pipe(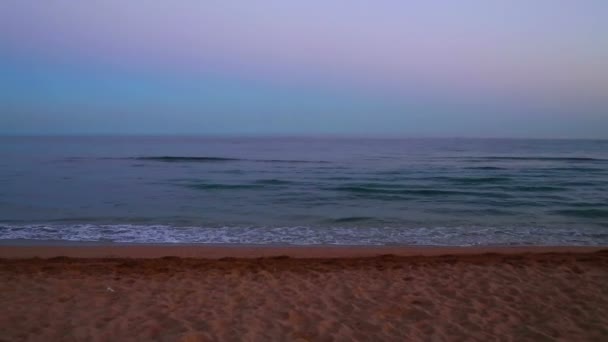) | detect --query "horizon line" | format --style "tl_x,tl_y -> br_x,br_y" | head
1,133 -> 607,141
